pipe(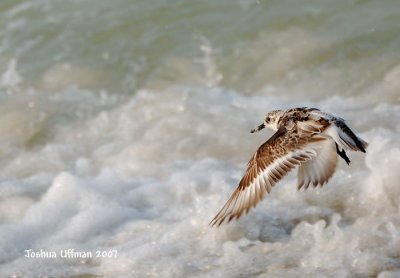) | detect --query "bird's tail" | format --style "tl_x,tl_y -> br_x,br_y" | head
326,120 -> 368,153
